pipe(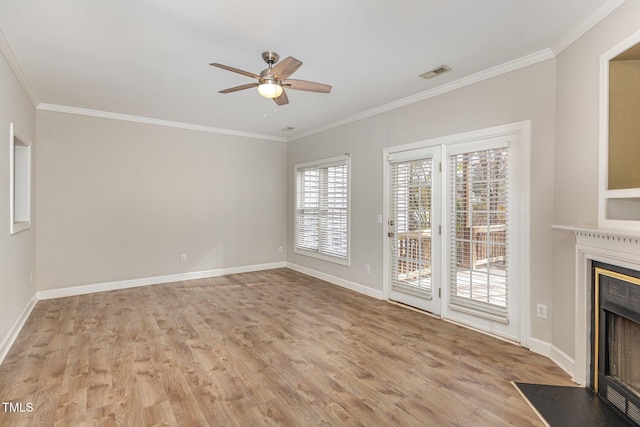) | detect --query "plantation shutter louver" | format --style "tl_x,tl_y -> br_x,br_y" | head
389,157 -> 434,297
295,155 -> 350,263
449,146 -> 510,322
296,168 -> 320,252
